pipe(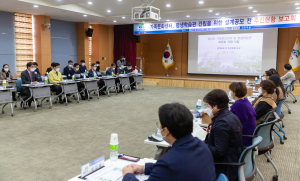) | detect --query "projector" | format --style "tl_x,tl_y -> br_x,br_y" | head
132,6 -> 160,22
